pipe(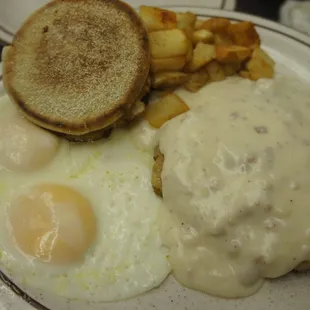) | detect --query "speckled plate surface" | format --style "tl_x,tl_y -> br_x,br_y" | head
1,4 -> 310,310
